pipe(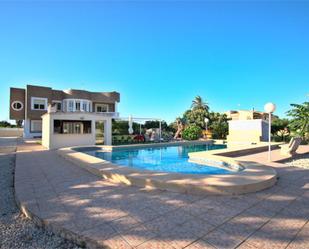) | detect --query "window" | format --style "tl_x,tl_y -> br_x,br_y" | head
54,120 -> 92,134
68,100 -> 74,112
31,97 -> 47,110
11,101 -> 23,111
52,101 -> 62,111
63,122 -> 81,134
95,104 -> 109,113
82,101 -> 89,112
75,101 -> 81,111
30,120 -> 42,132
53,120 -> 62,133
56,102 -> 62,111
63,99 -> 91,112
